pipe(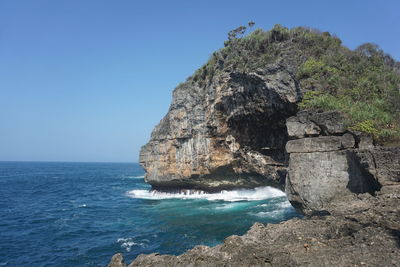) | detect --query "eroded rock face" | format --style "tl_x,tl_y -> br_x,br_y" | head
286,110 -> 346,139
285,134 -> 355,153
113,112 -> 400,265
355,147 -> 400,193
140,65 -> 301,190
113,93 -> 400,267
284,111 -> 399,215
